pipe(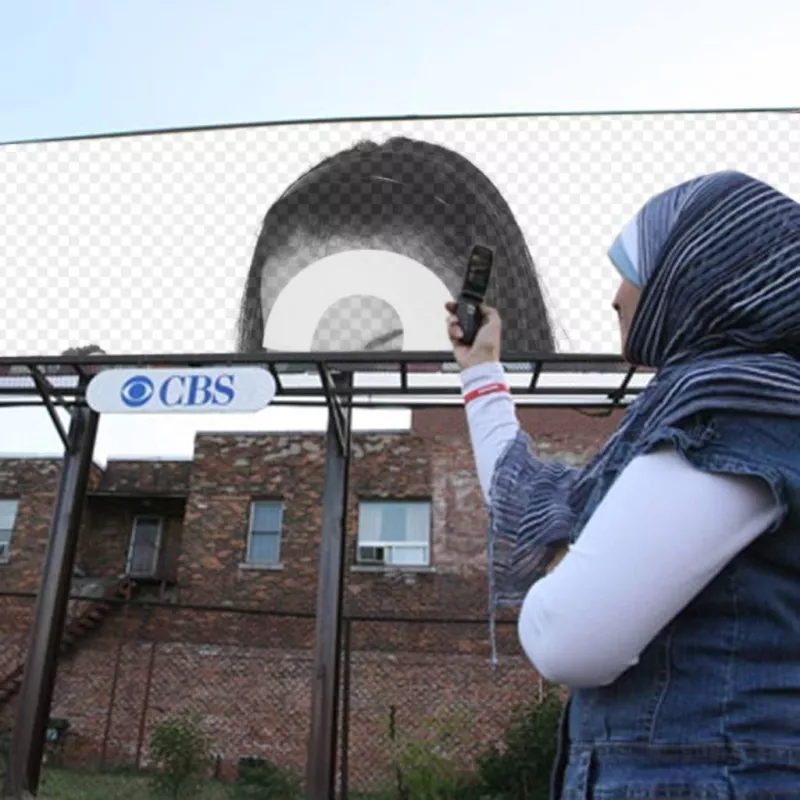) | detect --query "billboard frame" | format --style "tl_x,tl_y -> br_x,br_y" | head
2,105 -> 798,148
0,350 -> 640,800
